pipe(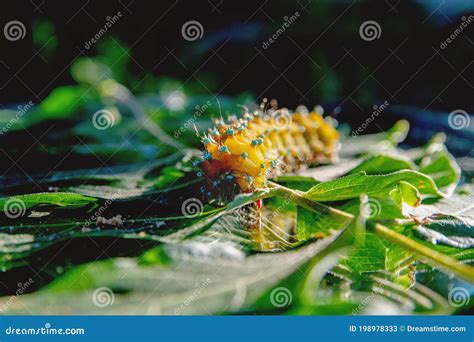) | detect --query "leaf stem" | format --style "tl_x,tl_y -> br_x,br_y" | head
269,182 -> 353,224
370,222 -> 474,283
270,181 -> 474,284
